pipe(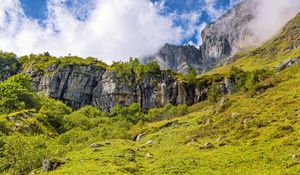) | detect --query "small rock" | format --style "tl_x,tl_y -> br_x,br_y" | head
216,136 -> 227,142
292,154 -> 299,159
145,153 -> 153,158
90,143 -> 102,148
134,132 -> 144,142
146,140 -> 153,145
43,160 -> 51,172
43,159 -> 63,172
201,142 -> 214,149
241,116 -> 250,124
